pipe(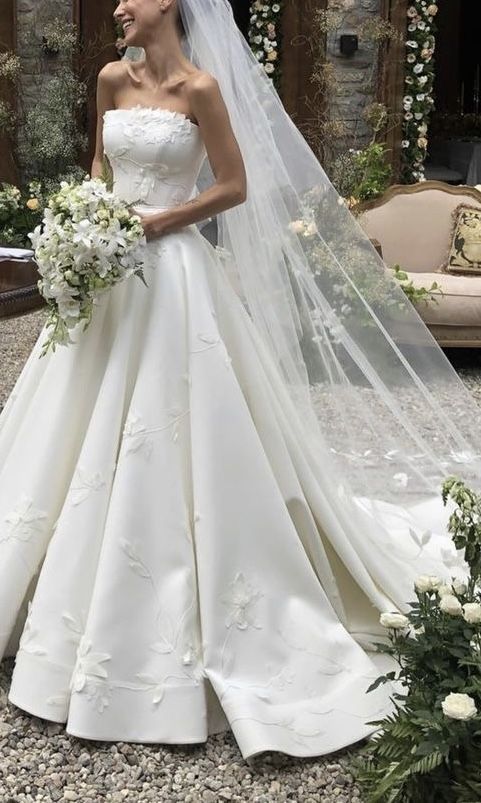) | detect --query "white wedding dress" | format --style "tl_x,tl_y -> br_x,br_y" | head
0,105 -> 462,759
